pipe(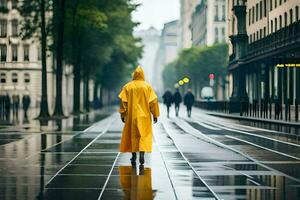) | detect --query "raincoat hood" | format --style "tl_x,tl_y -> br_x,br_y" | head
132,66 -> 145,81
